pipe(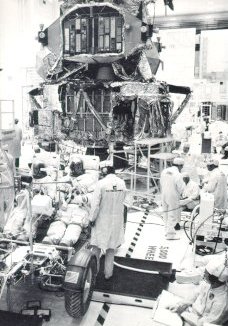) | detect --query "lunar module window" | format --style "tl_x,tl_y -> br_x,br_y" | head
63,6 -> 123,55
